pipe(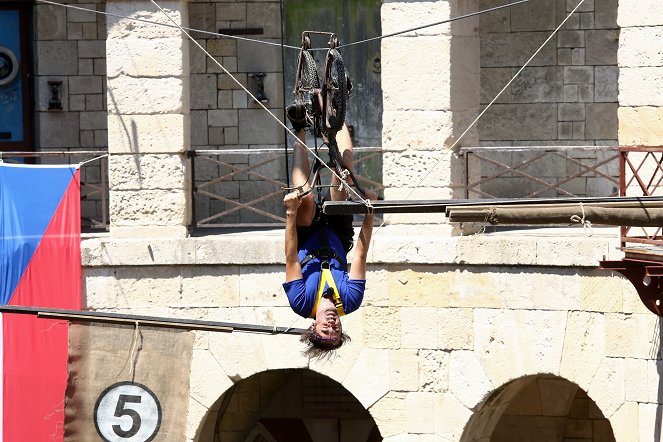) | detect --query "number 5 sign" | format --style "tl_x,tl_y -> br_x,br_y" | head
94,382 -> 162,442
